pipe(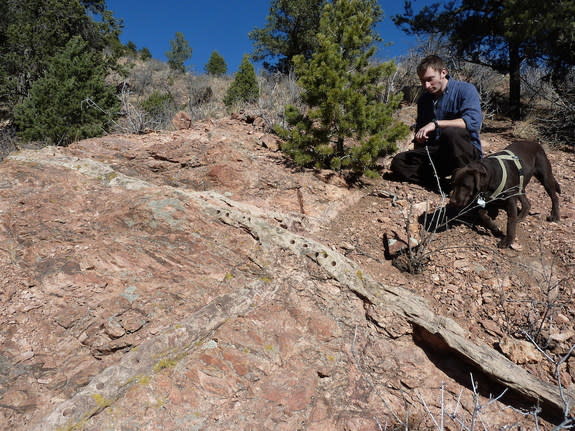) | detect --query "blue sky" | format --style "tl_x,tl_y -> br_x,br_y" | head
106,0 -> 432,74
